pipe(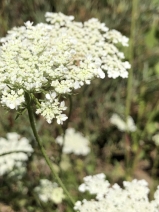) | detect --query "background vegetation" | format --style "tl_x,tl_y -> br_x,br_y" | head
0,0 -> 159,211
